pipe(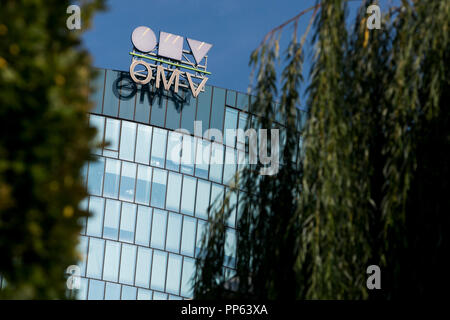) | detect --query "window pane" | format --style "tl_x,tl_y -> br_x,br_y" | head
236,92 -> 249,111
135,124 -> 152,165
150,250 -> 167,292
135,165 -> 152,205
119,244 -> 137,285
180,135 -> 195,175
166,254 -> 182,295
226,190 -> 237,228
195,139 -> 210,179
180,216 -> 196,257
87,157 -> 105,196
119,202 -> 137,243
166,212 -> 182,253
90,115 -> 104,155
195,180 -> 210,220
209,143 -> 223,183
166,172 -> 182,212
210,184 -> 224,220
103,241 -> 120,282
119,121 -> 137,161
87,196 -> 104,237
181,257 -> 195,298
196,220 -> 207,257
137,289 -> 153,300
104,118 -> 120,151
196,85 -> 211,131
224,107 -> 238,147
105,282 -> 121,300
153,292 -> 168,300
225,228 -> 237,268
88,279 -> 104,300
150,168 -> 167,209
166,131 -> 182,171
119,162 -> 136,202
77,277 -> 88,300
223,147 -> 237,185
86,238 -> 104,279
135,206 -> 152,246
226,90 -> 236,107
169,295 -> 183,300
165,98 -> 181,130
103,158 -> 120,198
135,247 -> 152,288
121,285 -> 137,300
180,89 -> 197,133
150,128 -> 167,168
103,199 -> 121,240
210,87 -> 225,130
150,209 -> 167,250
77,236 -> 88,277
180,176 -> 196,216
